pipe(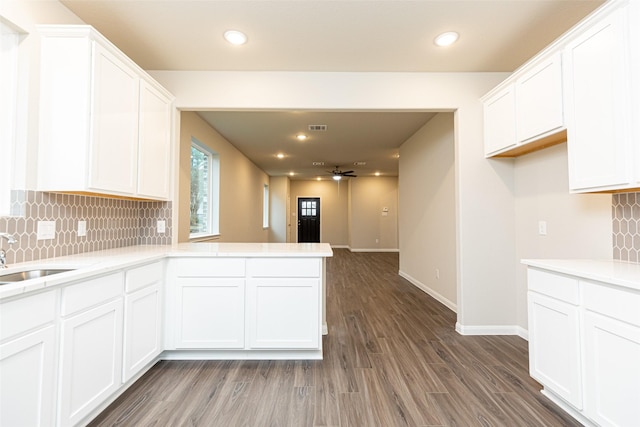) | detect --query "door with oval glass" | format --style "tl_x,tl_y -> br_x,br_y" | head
297,198 -> 320,243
